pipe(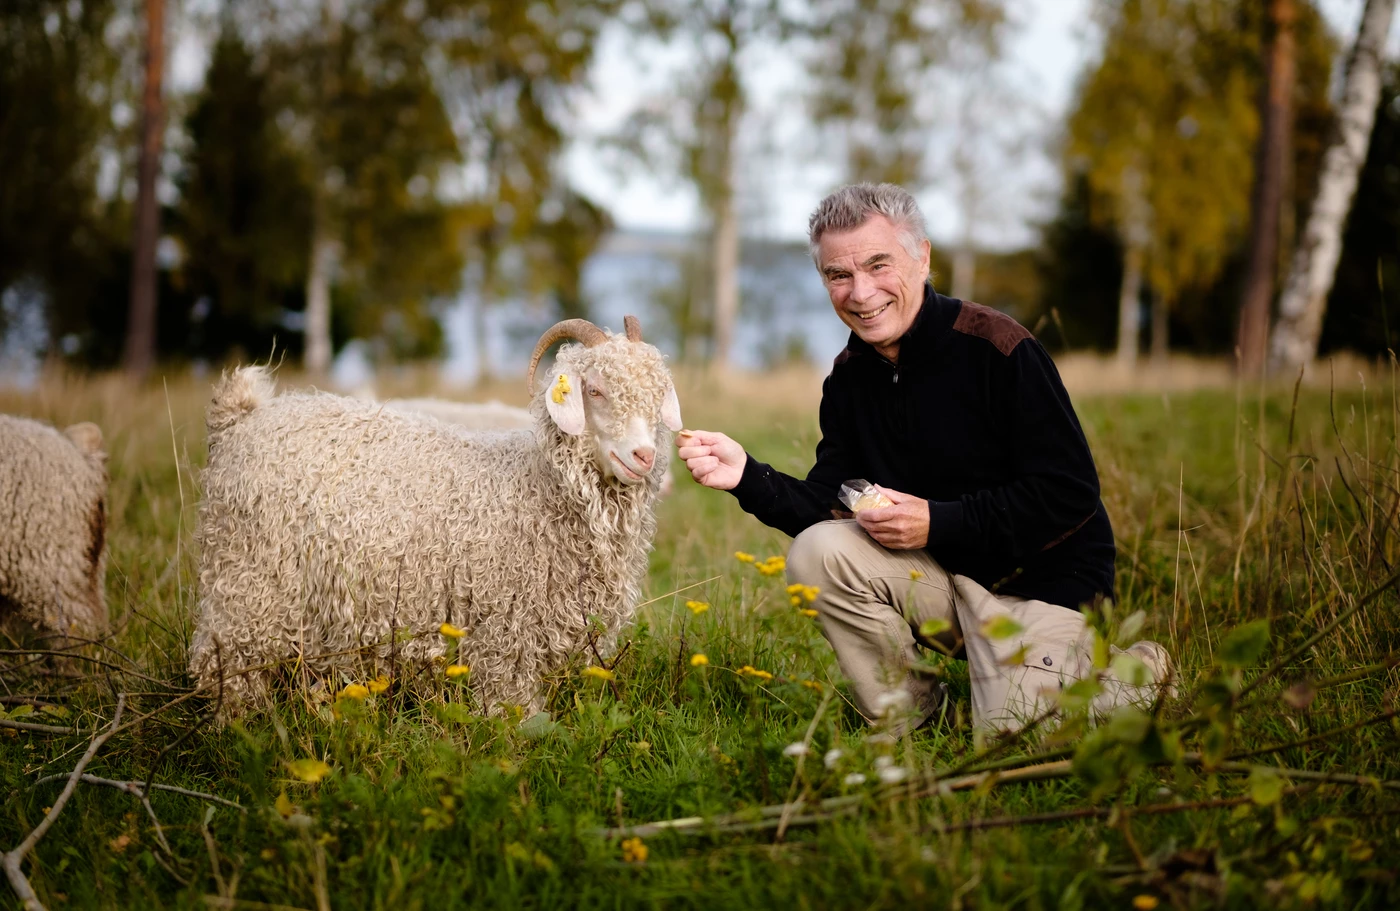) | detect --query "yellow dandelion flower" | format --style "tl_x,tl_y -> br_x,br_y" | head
734,551 -> 755,563
340,683 -> 370,700
684,600 -> 710,615
1131,897 -> 1160,911
785,583 -> 804,595
737,665 -> 774,682
445,664 -> 471,678
690,653 -> 709,667
800,679 -> 823,692
909,570 -> 924,581
551,373 -> 572,404
803,585 -> 820,601
621,836 -> 648,863
367,675 -> 391,694
790,595 -> 803,607
581,666 -> 615,681
439,622 -> 466,639
799,608 -> 819,618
